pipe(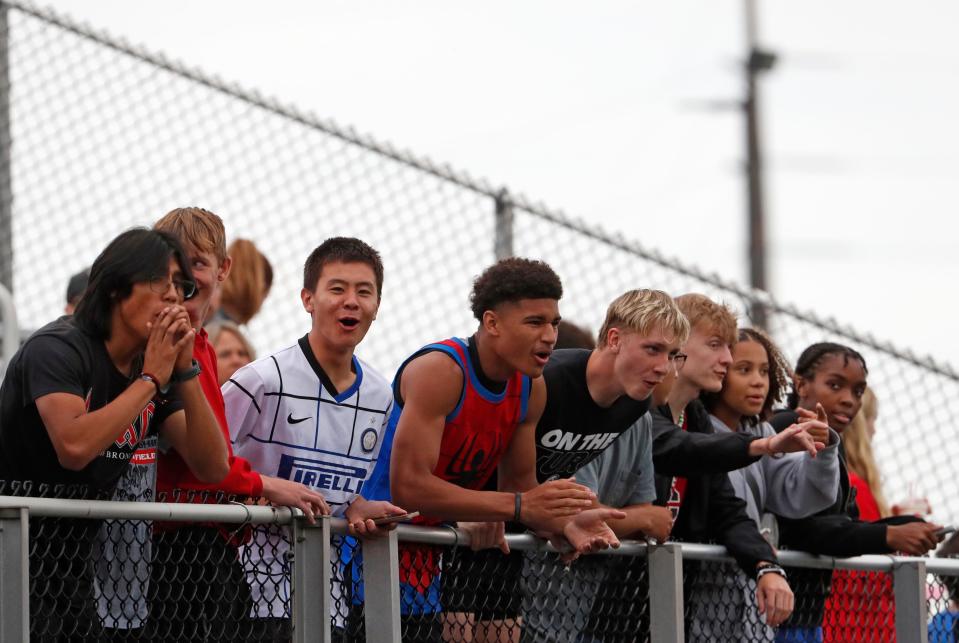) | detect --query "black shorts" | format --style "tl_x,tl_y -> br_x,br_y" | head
441,543 -> 524,620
